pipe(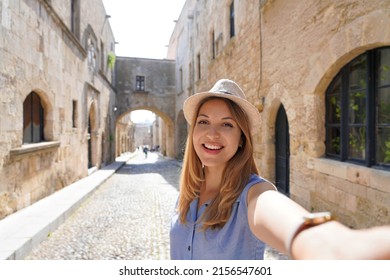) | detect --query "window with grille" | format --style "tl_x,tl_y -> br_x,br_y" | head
136,76 -> 145,91
325,47 -> 390,170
